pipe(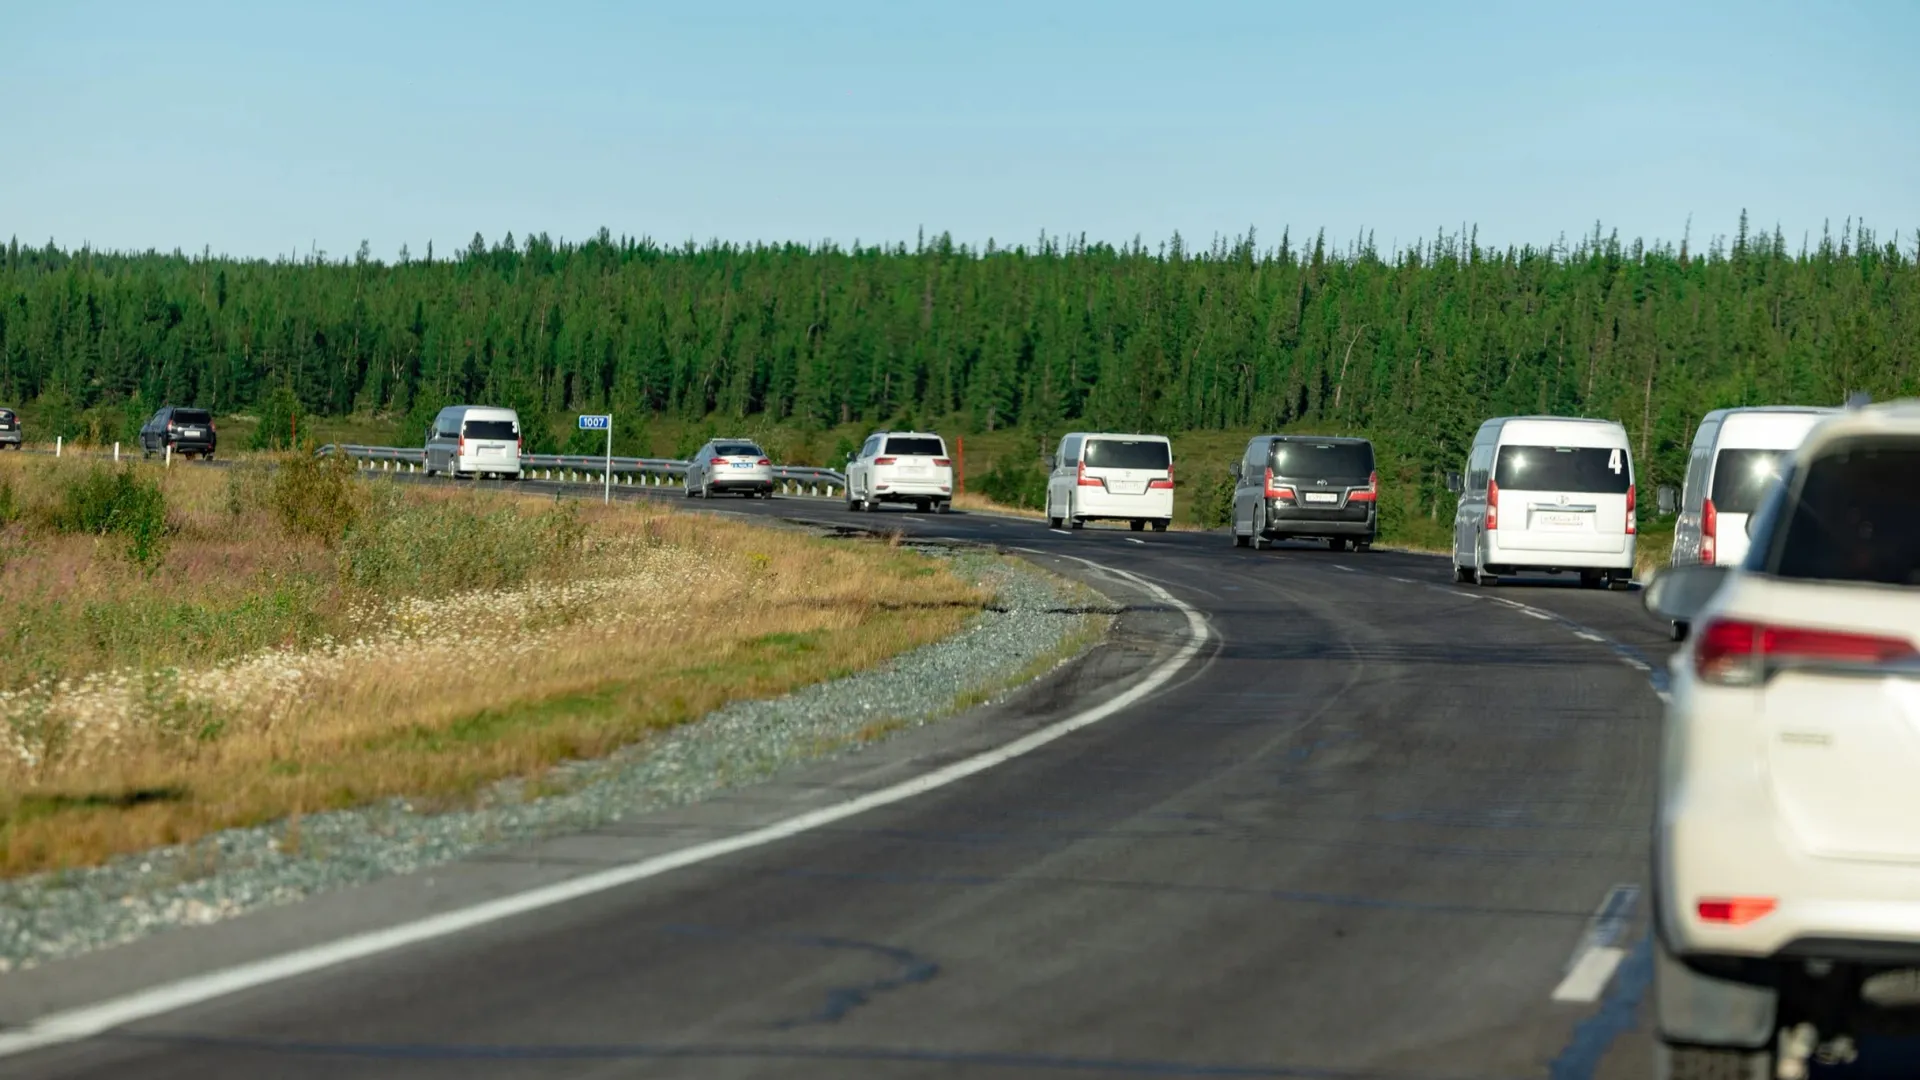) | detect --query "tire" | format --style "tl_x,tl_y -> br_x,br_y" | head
1328,538 -> 1349,552
1152,519 -> 1168,532
1653,1042 -> 1773,1080
1474,558 -> 1498,586
1453,562 -> 1472,583
1609,574 -> 1633,592
915,500 -> 932,513
1355,541 -> 1371,552
1251,507 -> 1271,551
934,500 -> 950,514
1670,620 -> 1689,643
1069,517 -> 1084,530
1580,570 -> 1604,590
1233,525 -> 1249,548
1129,519 -> 1146,532
1046,496 -> 1061,529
